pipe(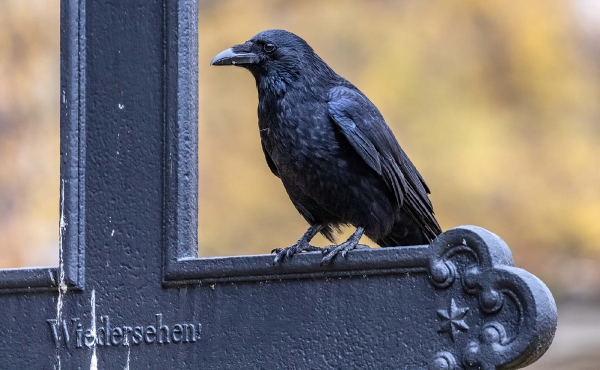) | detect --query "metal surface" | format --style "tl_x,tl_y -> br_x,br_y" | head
0,1 -> 556,369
